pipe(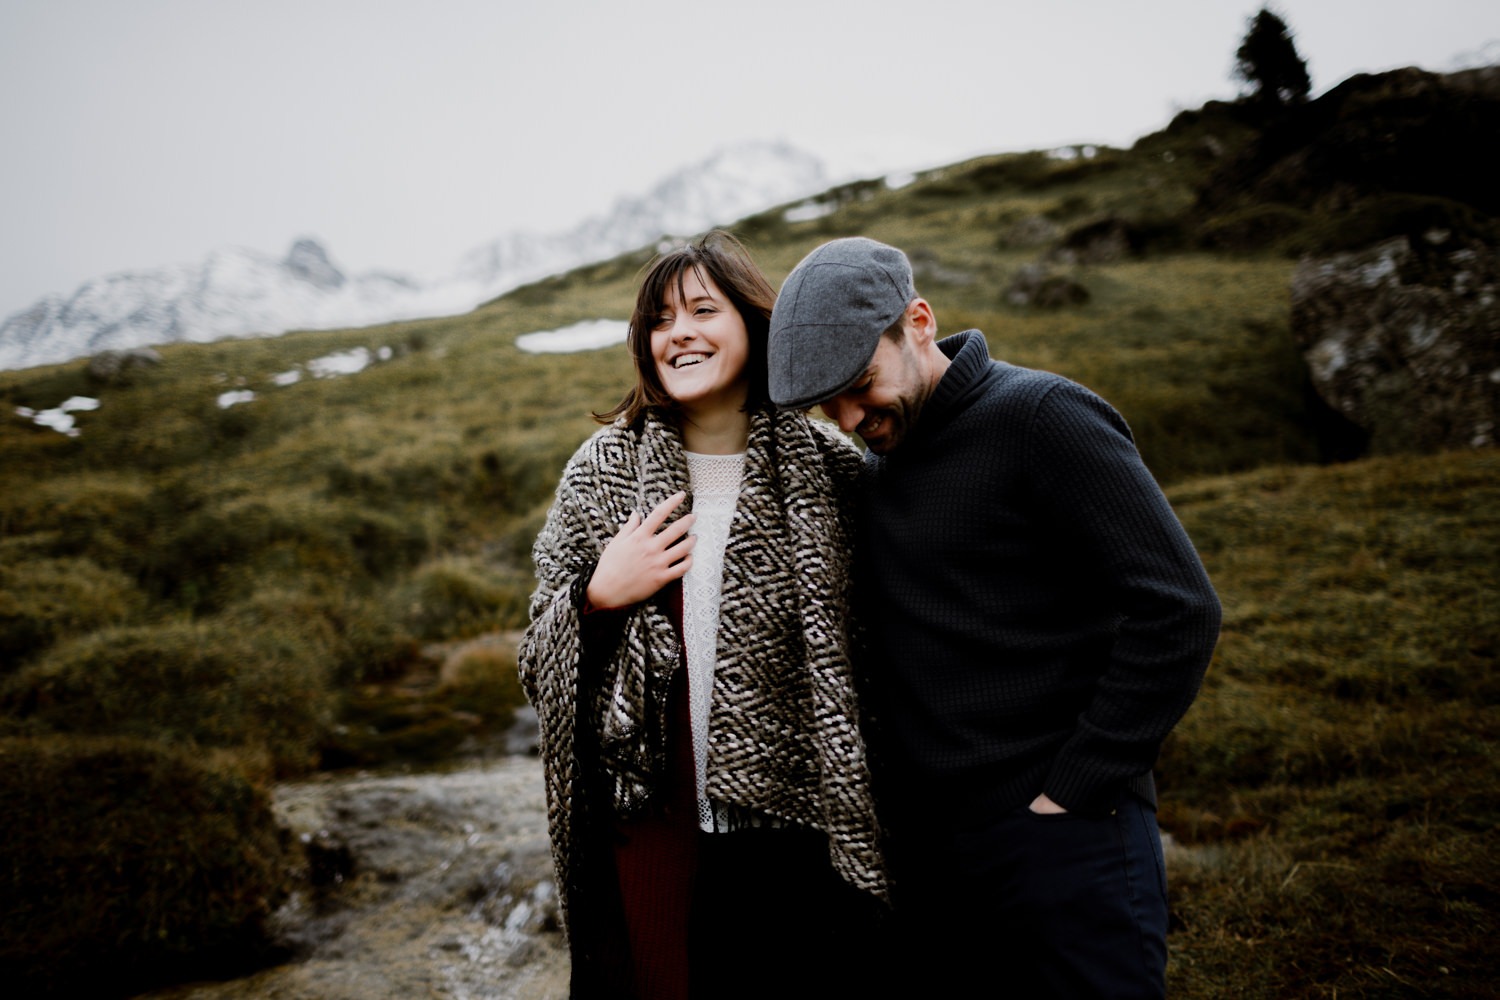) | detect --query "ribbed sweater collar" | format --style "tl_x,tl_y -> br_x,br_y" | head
914,329 -> 995,438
